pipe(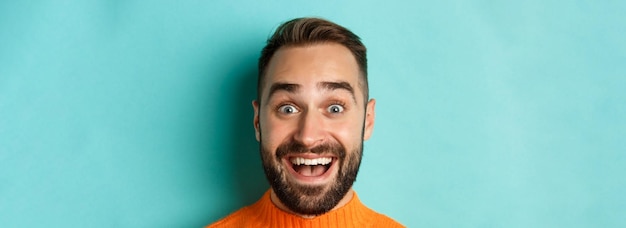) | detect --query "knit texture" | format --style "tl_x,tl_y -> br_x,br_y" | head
207,190 -> 404,228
